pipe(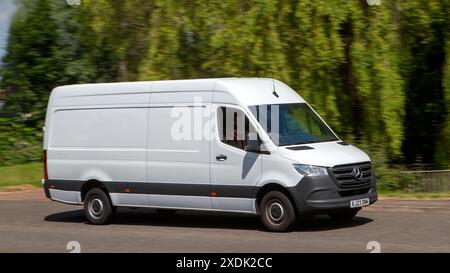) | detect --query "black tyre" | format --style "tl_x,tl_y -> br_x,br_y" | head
260,191 -> 296,232
328,209 -> 359,221
155,209 -> 177,215
83,188 -> 114,225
